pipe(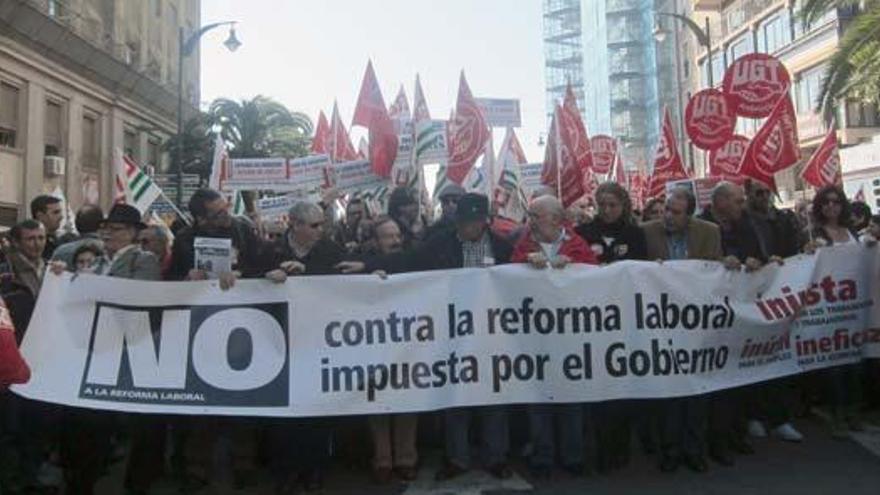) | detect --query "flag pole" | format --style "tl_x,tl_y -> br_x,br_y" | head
554,110 -> 562,199
158,189 -> 192,226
